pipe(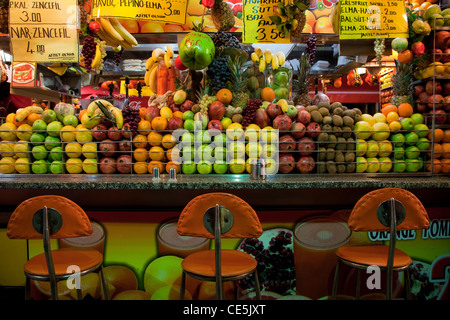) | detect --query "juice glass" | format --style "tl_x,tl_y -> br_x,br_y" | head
293,216 -> 351,299
157,220 -> 210,258
58,221 -> 105,254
